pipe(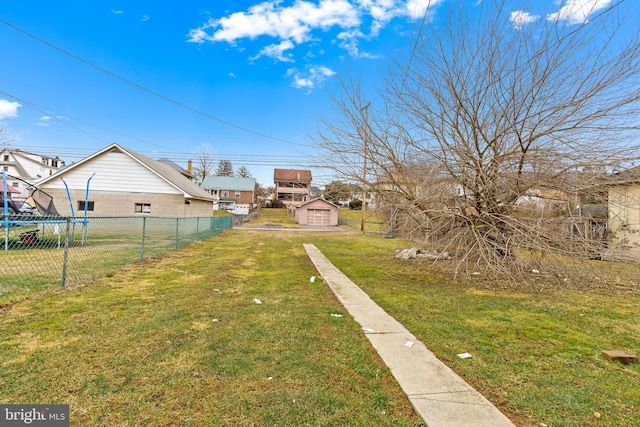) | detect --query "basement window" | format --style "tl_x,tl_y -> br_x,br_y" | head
135,203 -> 151,214
78,201 -> 95,211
